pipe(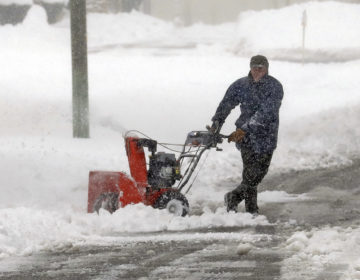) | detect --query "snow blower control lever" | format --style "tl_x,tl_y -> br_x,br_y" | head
87,130 -> 227,216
